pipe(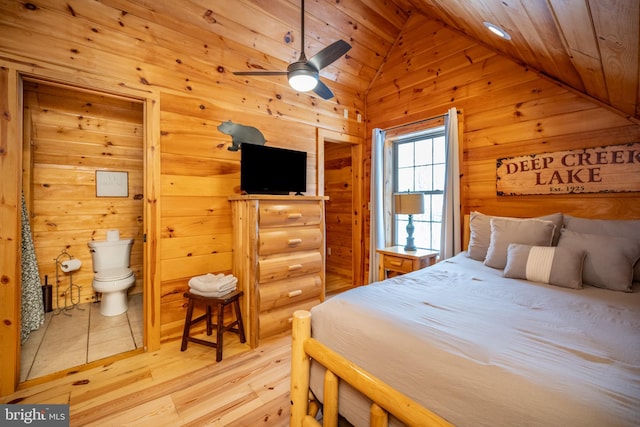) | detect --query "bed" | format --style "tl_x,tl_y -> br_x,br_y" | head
290,213 -> 640,426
